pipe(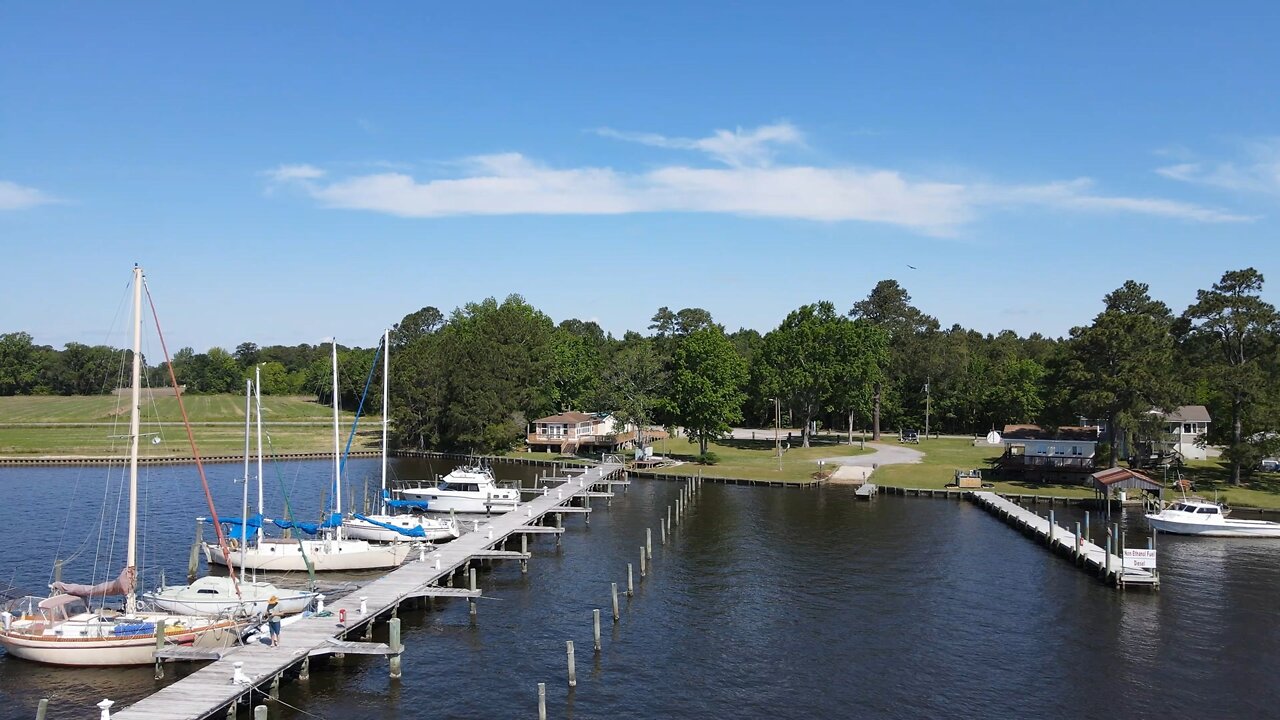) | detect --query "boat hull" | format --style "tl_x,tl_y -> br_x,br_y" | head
398,491 -> 519,514
142,589 -> 314,616
341,516 -> 459,543
204,539 -> 413,572
0,618 -> 242,666
1146,515 -> 1280,537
